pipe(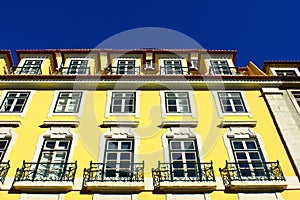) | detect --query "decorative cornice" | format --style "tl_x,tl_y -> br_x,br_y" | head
220,121 -> 257,128
101,121 -> 139,128
0,120 -> 21,127
161,121 -> 198,128
41,121 -> 80,128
